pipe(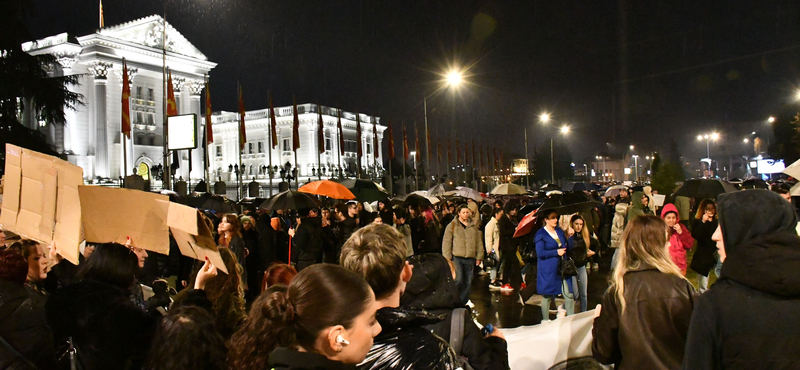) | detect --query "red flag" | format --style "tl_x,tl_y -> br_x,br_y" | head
414,124 -> 419,162
204,77 -> 213,144
386,119 -> 395,159
318,103 -> 325,154
356,111 -> 362,157
99,0 -> 104,28
402,123 -> 409,161
121,58 -> 131,138
292,96 -> 300,152
373,119 -> 379,159
268,91 -> 277,148
167,69 -> 178,117
337,108 -> 344,155
238,83 -> 246,151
